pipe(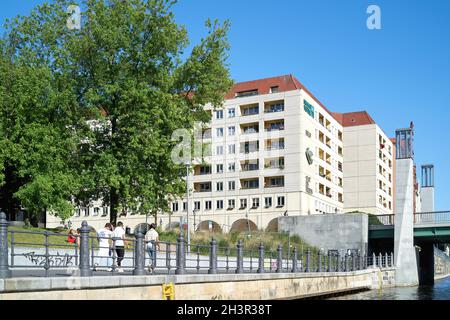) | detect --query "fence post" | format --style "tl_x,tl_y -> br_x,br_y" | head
257,243 -> 265,273
236,240 -> 244,274
208,238 -> 218,274
276,244 -> 283,273
175,234 -> 186,275
291,247 -> 298,273
385,253 -> 388,268
0,212 -> 11,279
327,251 -> 332,272
317,251 -> 322,272
390,252 -> 394,267
379,253 -> 383,268
352,253 -> 356,271
79,220 -> 92,277
132,231 -> 146,276
372,253 -> 376,267
305,248 -> 311,272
